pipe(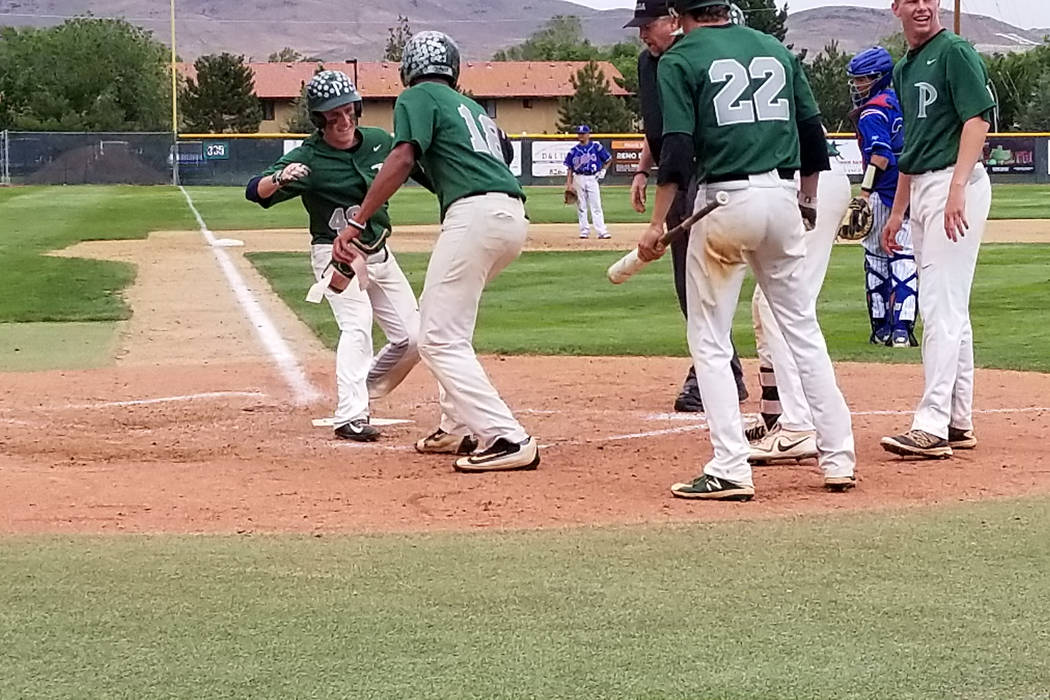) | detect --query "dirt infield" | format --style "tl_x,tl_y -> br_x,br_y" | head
3,224 -> 1047,535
